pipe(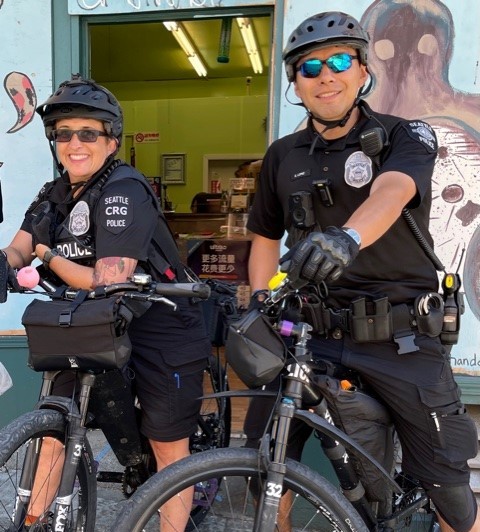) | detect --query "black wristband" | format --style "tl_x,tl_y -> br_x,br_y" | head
43,248 -> 62,270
